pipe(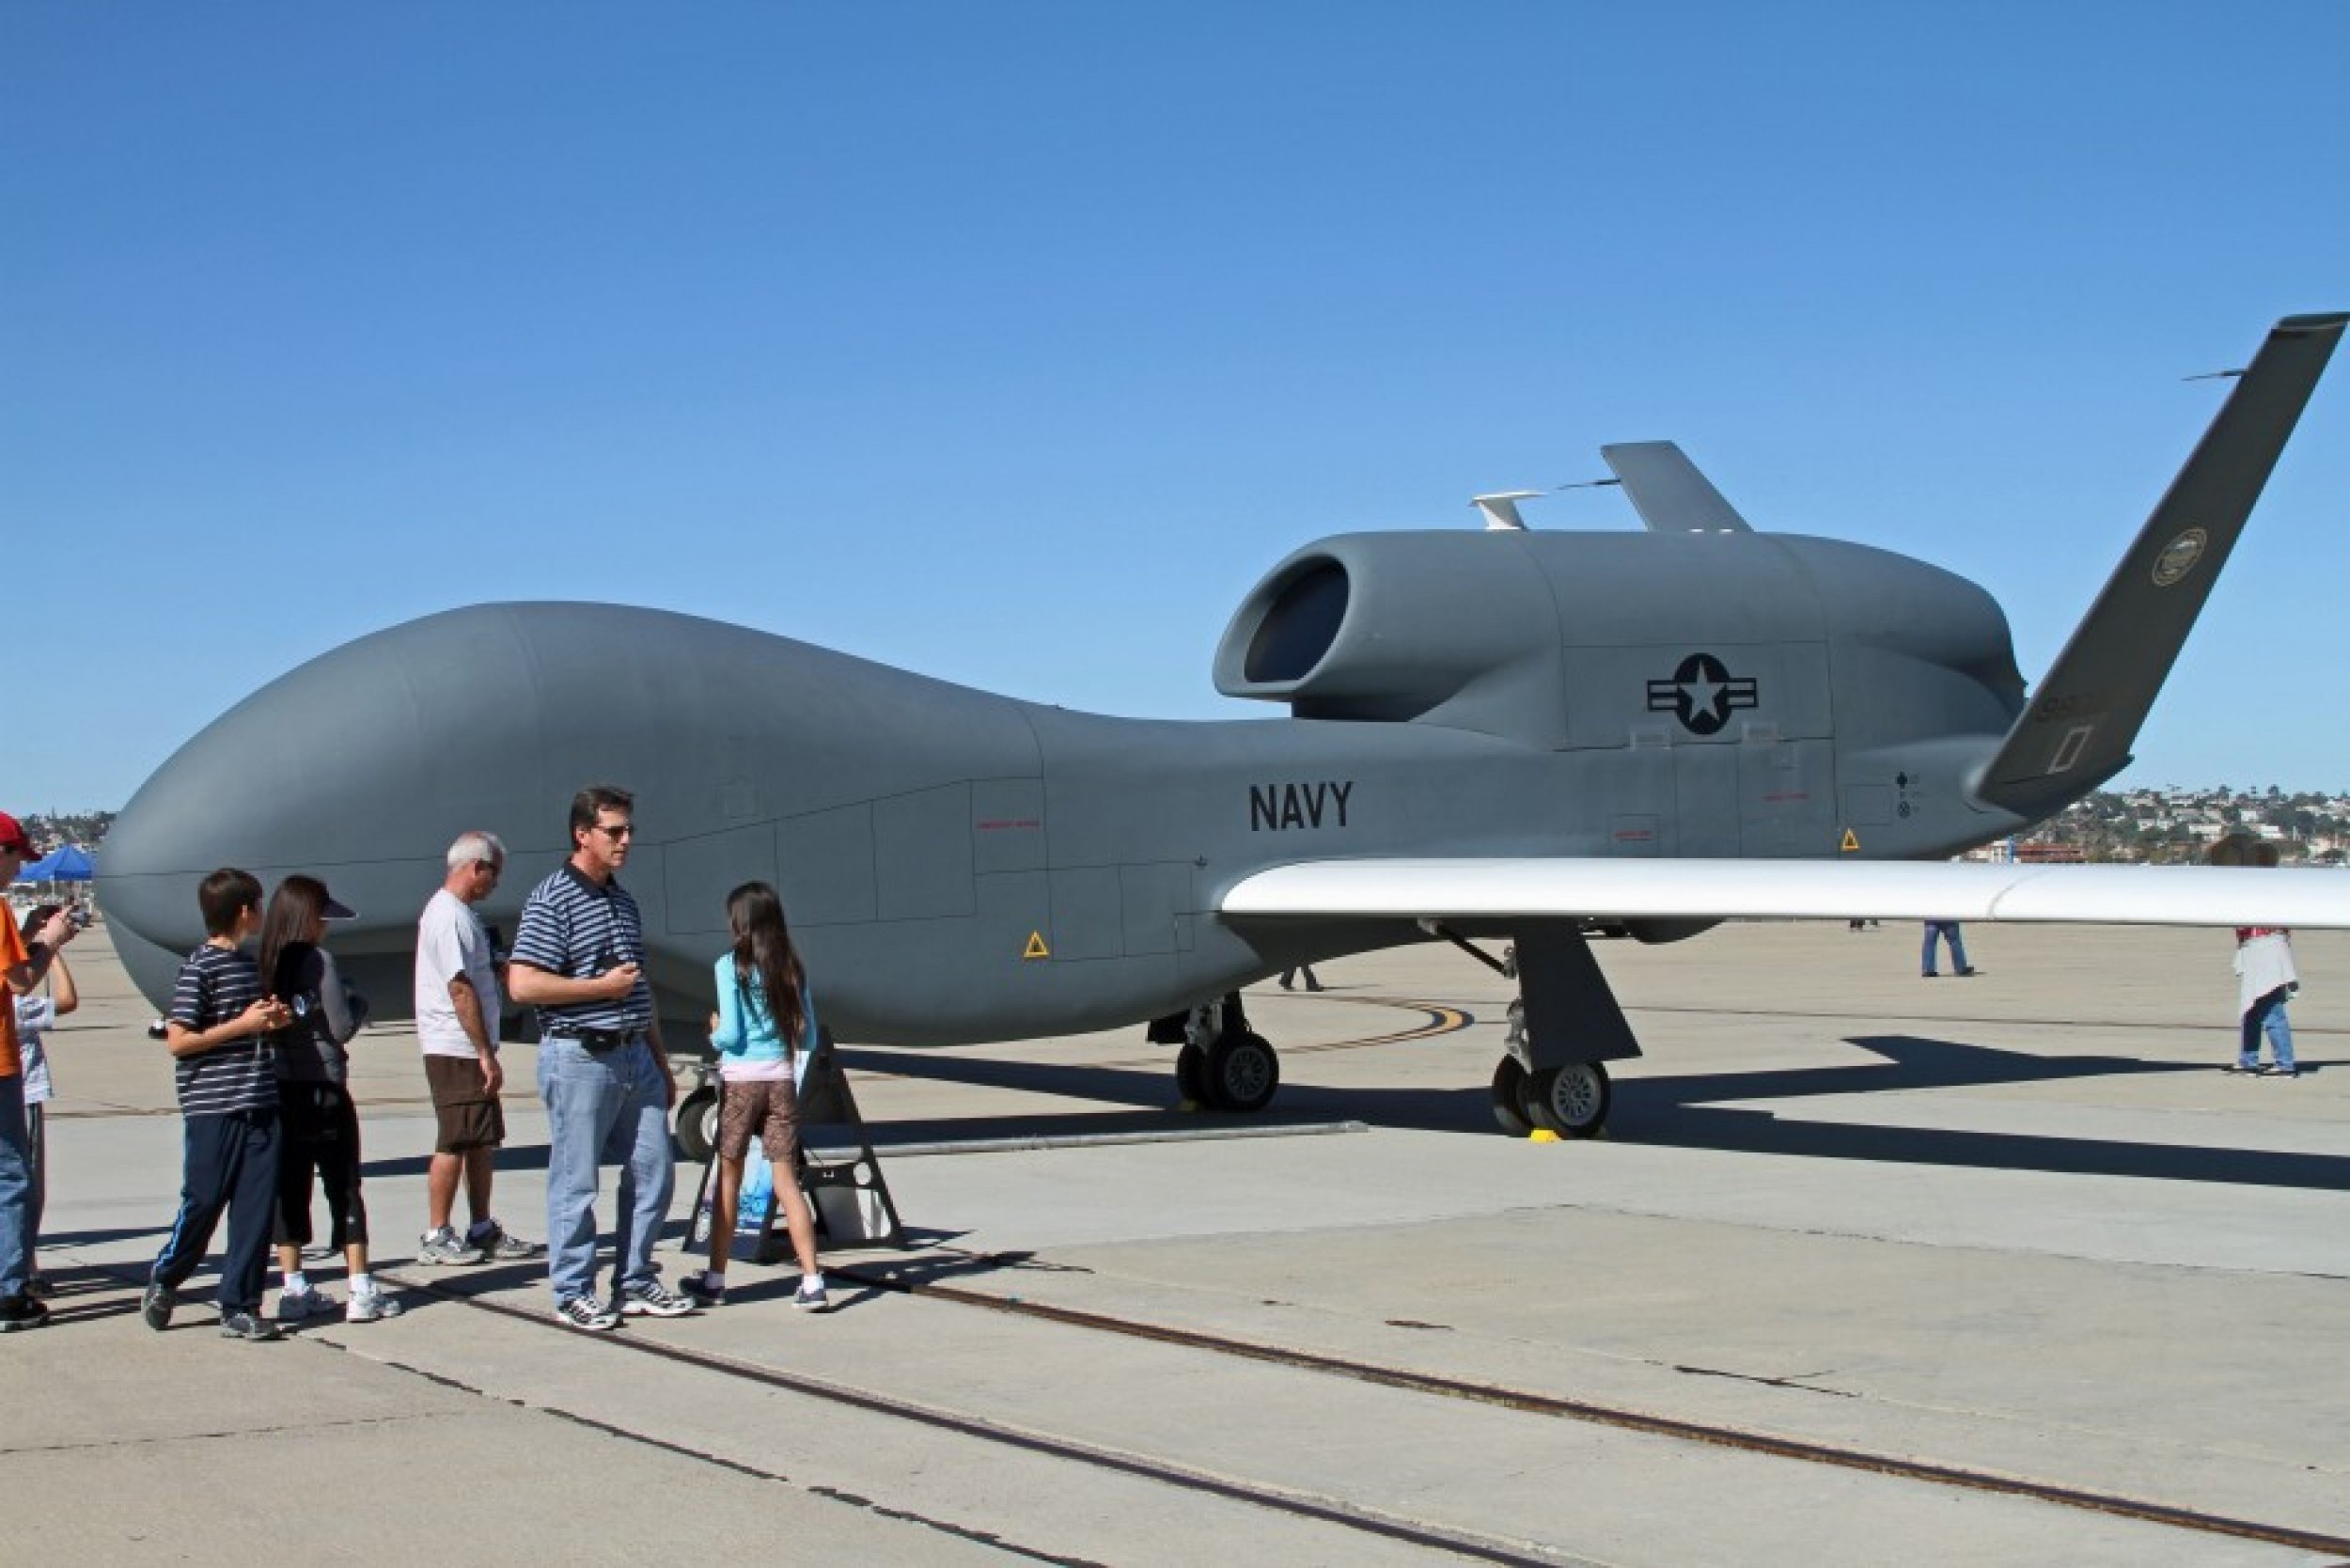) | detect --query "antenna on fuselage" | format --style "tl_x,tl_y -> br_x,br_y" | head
1472,491 -> 1548,530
